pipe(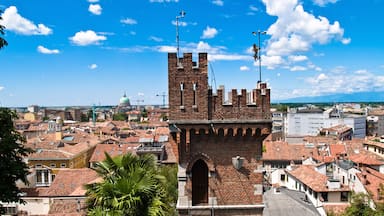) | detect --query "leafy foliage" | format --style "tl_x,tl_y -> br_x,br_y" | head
0,108 -> 33,203
86,153 -> 176,216
112,113 -> 127,121
341,192 -> 382,216
0,11 -> 8,50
